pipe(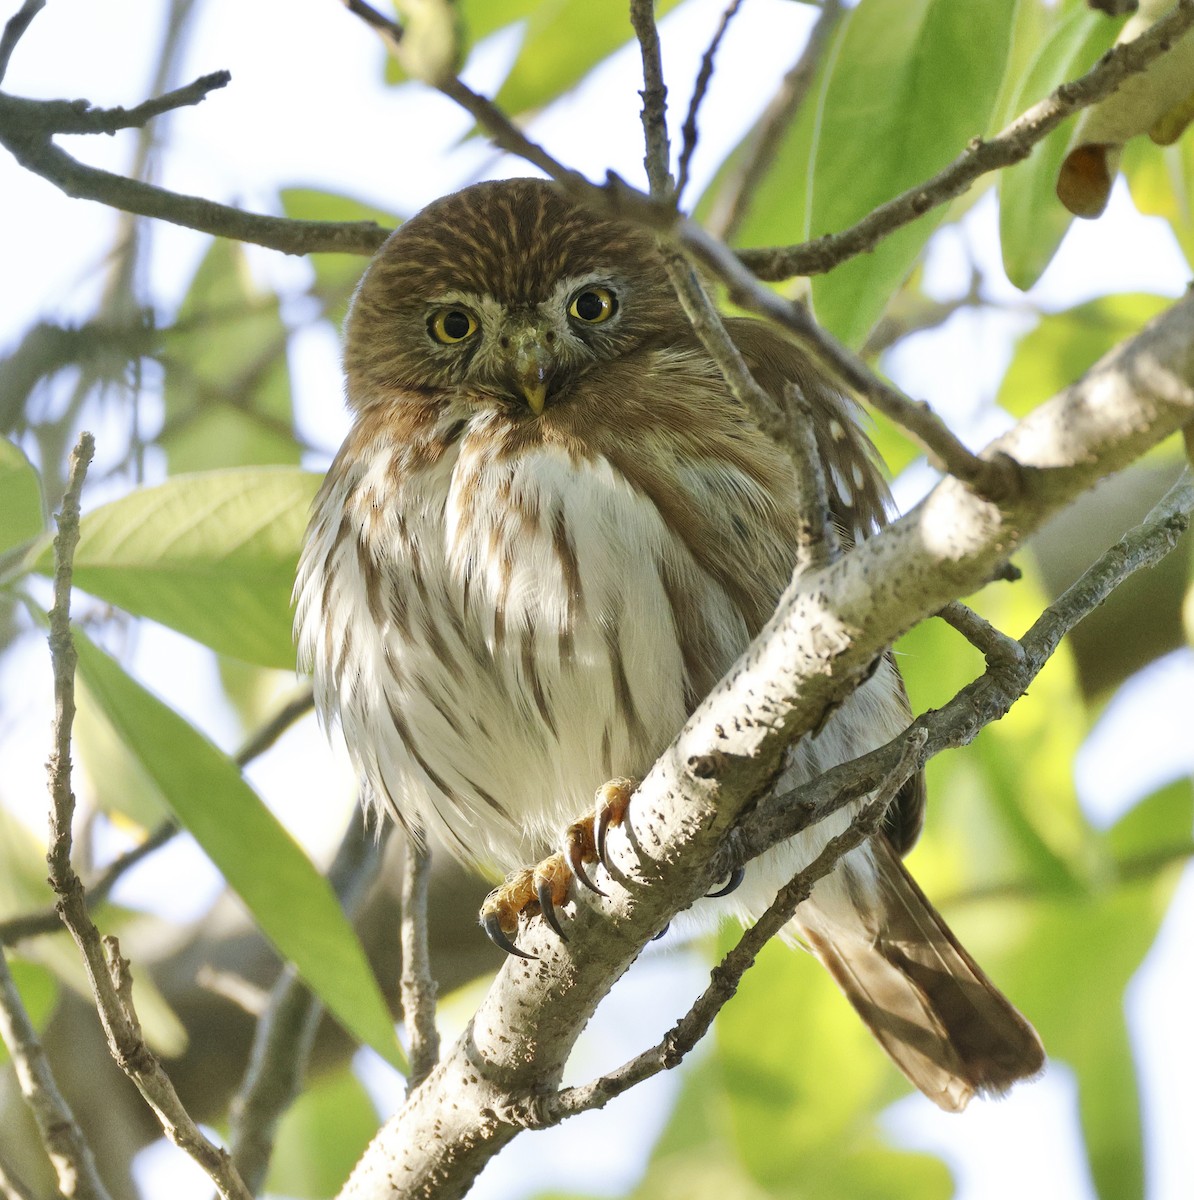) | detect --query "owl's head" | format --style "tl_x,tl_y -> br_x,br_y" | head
343,178 -> 683,415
